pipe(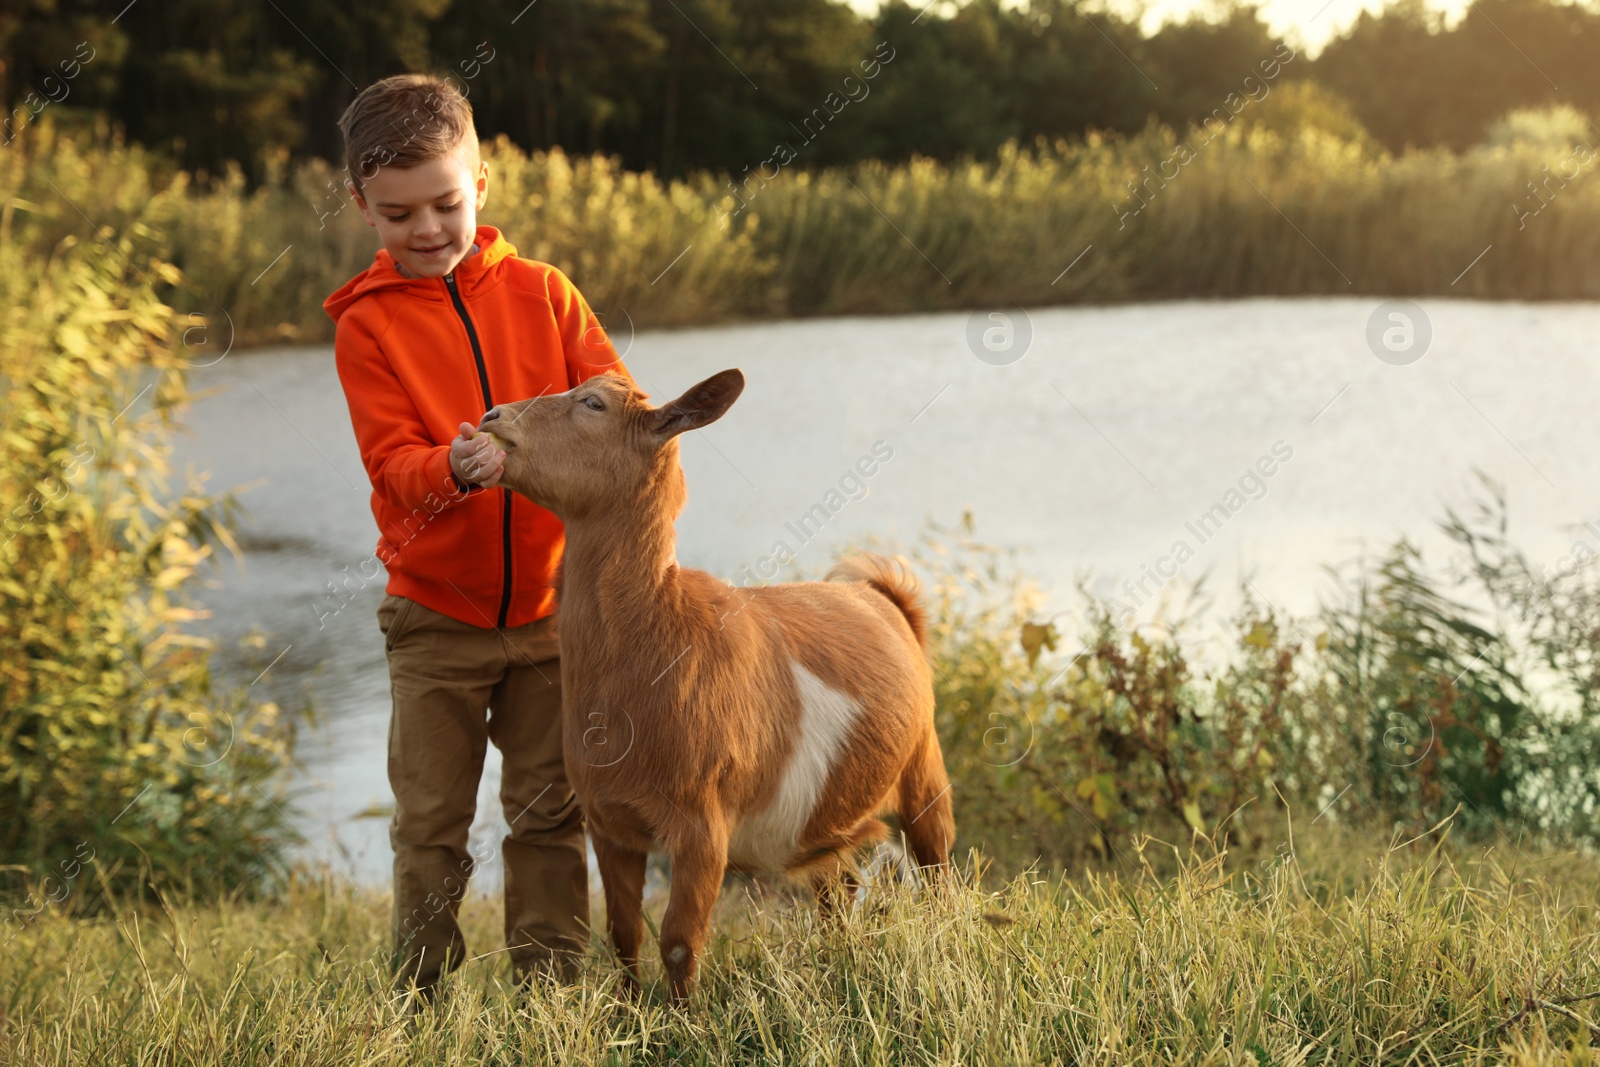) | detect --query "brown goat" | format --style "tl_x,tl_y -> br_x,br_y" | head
481,368 -> 953,1001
